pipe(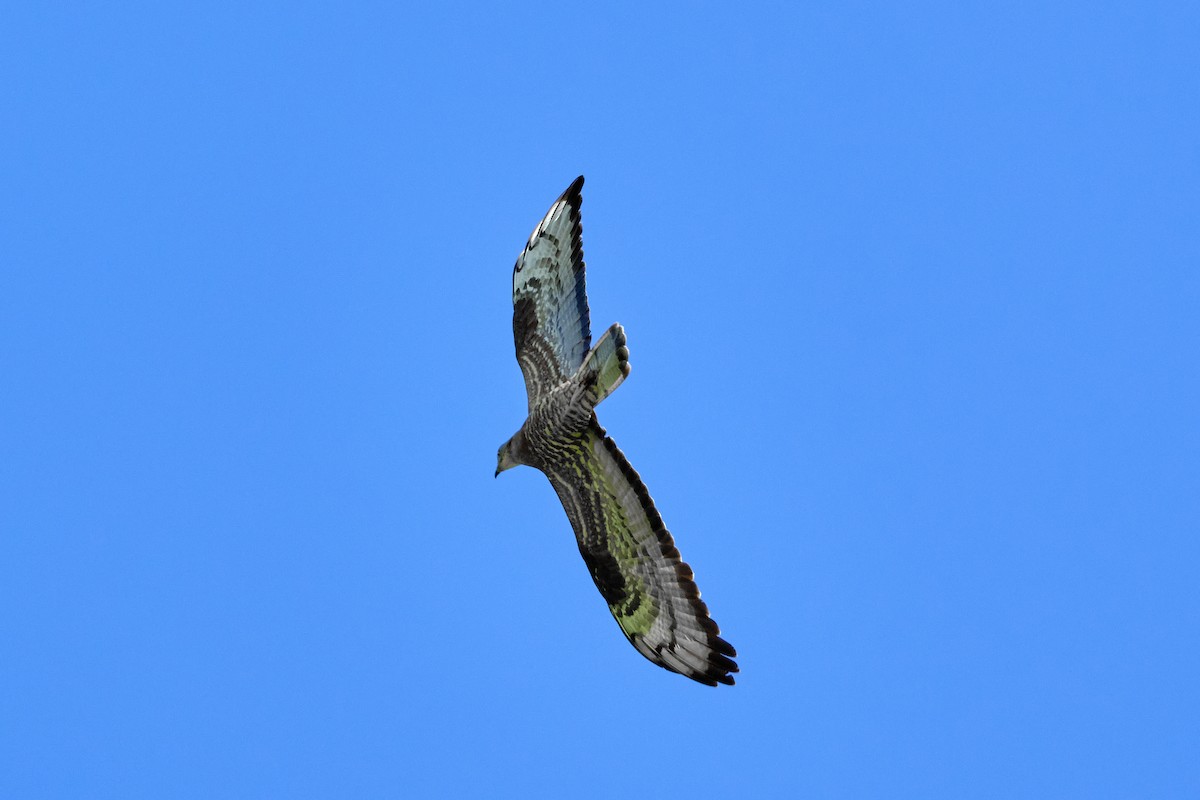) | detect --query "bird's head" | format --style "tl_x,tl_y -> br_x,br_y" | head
495,428 -> 528,477
494,443 -> 518,474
